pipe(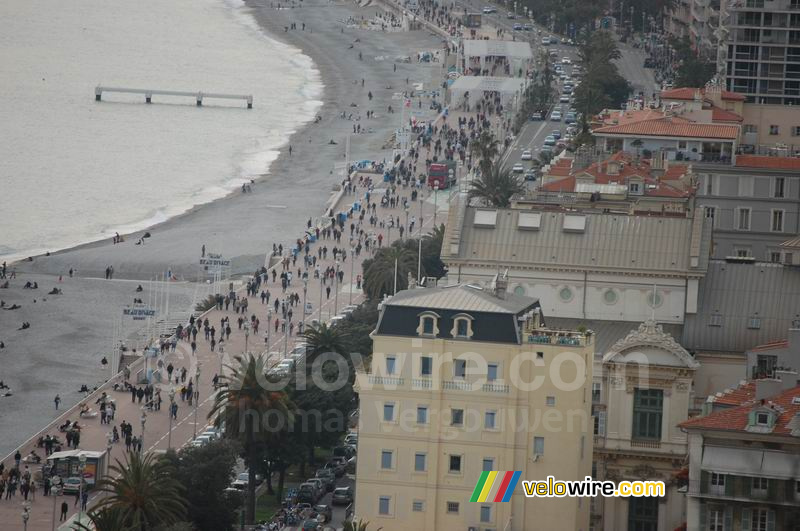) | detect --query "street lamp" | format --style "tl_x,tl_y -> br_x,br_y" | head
140,408 -> 147,453
404,206 -> 409,239
349,245 -> 355,305
77,454 -> 87,525
168,388 -> 176,450
50,475 -> 62,531
266,309 -> 273,351
433,184 -> 440,228
283,315 -> 292,359
193,364 -> 201,438
106,432 -> 113,478
333,261 -> 341,317
218,345 -> 224,378
318,274 -> 324,323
